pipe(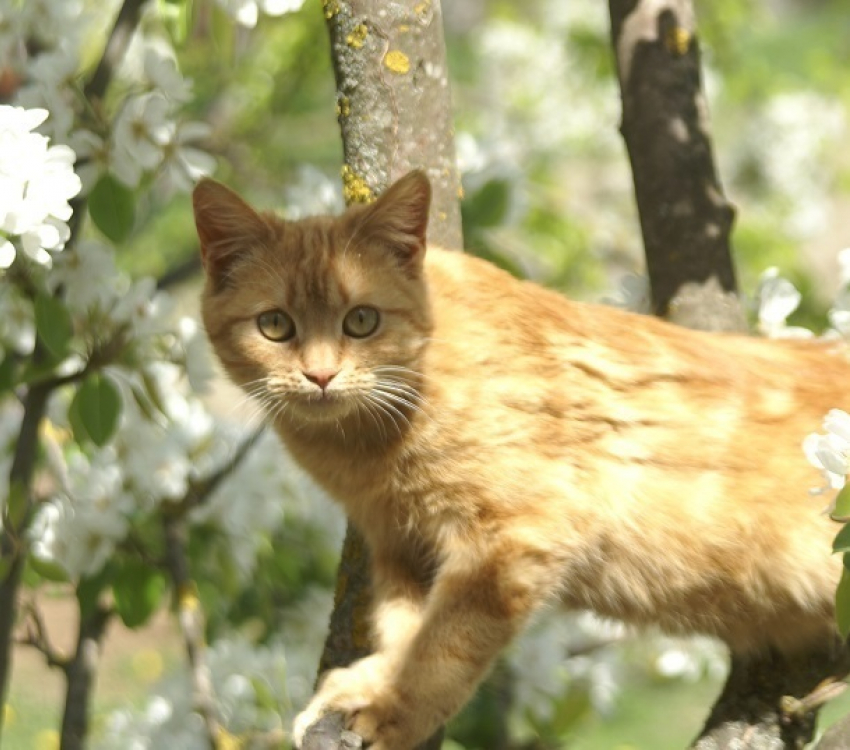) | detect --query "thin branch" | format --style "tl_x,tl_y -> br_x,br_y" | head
156,255 -> 202,291
156,429 -> 264,748
17,600 -> 70,672
166,426 -> 265,518
84,0 -> 150,103
0,382 -> 52,732
162,514 -> 224,748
